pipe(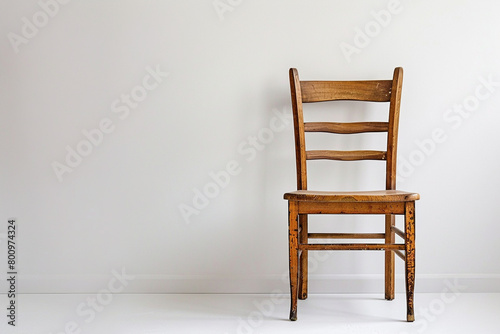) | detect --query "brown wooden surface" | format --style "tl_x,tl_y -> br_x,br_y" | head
284,190 -> 420,203
300,80 -> 393,102
308,233 -> 385,239
304,121 -> 389,134
393,249 -> 405,261
405,201 -> 416,322
289,68 -> 307,191
391,226 -> 406,240
285,67 -> 419,322
288,201 -> 299,321
384,69 -> 404,303
385,214 -> 395,300
386,67 -> 403,191
306,150 -> 387,161
298,214 -> 308,300
300,243 -> 405,251
297,201 -> 406,215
